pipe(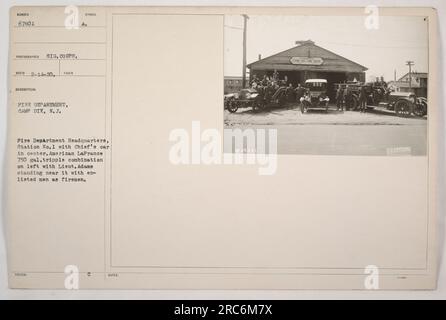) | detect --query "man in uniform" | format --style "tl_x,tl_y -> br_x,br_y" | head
265,82 -> 274,105
336,85 -> 344,111
250,74 -> 259,88
295,83 -> 305,103
272,69 -> 279,83
343,85 -> 351,110
359,85 -> 367,112
260,75 -> 268,87
256,83 -> 265,108
285,83 -> 295,104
